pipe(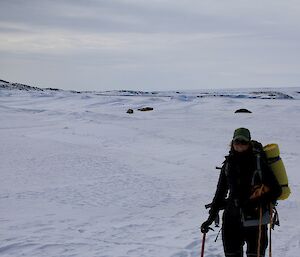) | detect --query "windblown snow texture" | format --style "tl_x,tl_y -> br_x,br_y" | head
1,81 -> 299,257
